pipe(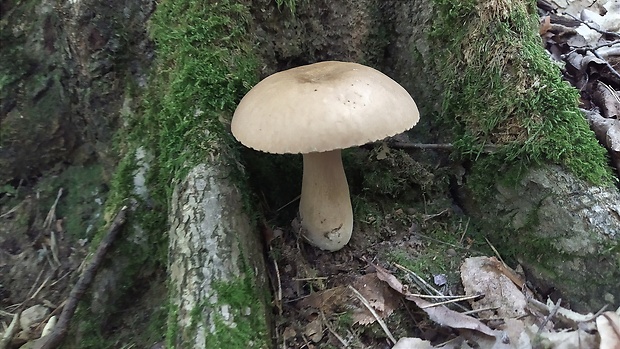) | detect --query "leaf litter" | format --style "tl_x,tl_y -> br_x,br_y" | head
539,0 -> 620,176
